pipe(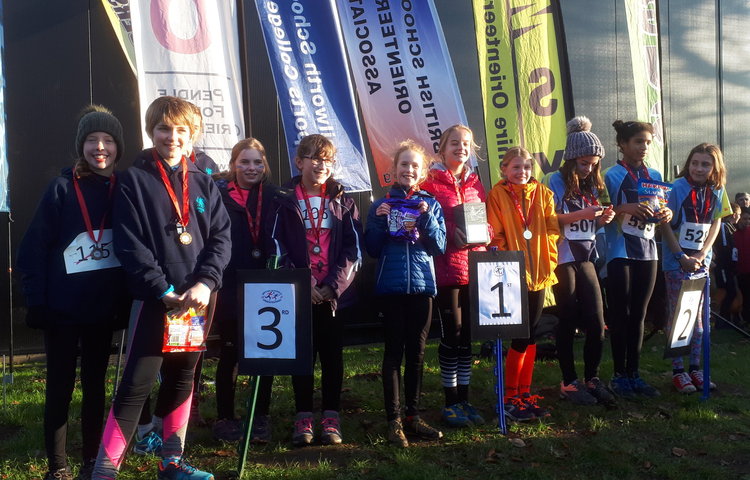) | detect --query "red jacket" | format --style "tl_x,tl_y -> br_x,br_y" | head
734,226 -> 750,274
421,163 -> 488,286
